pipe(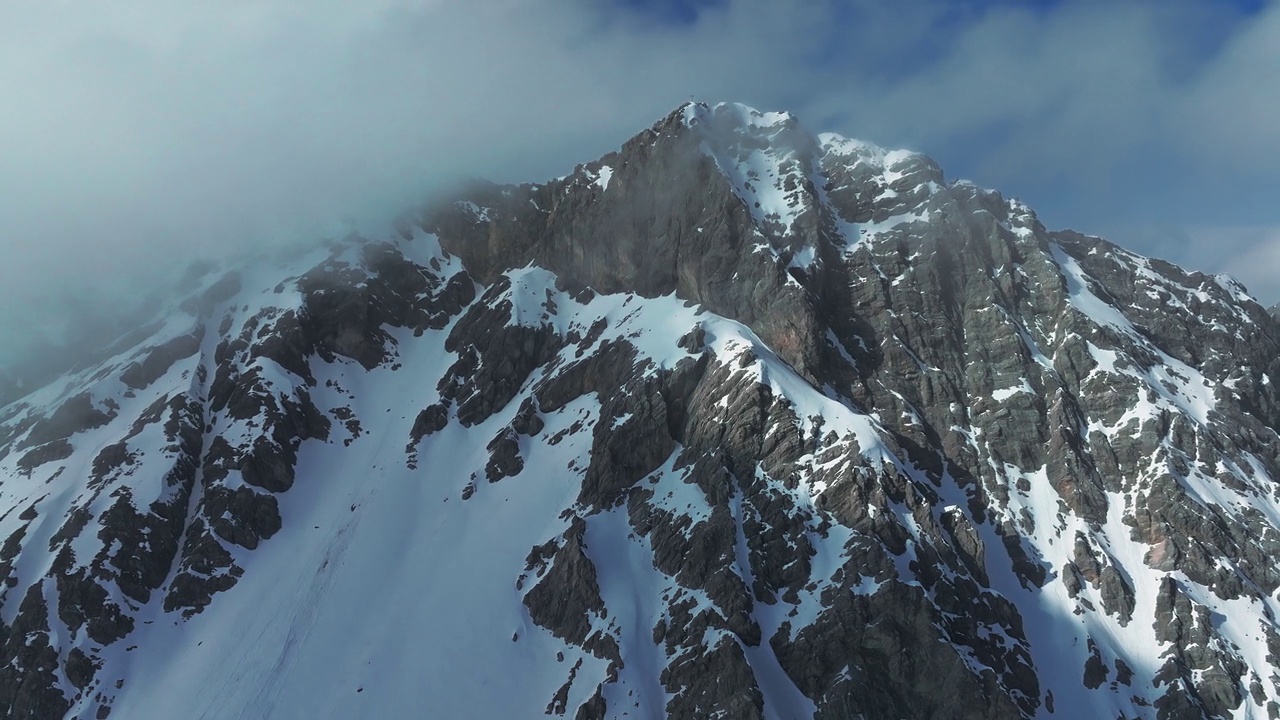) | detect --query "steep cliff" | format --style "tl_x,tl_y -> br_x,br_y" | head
2,102 -> 1279,720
